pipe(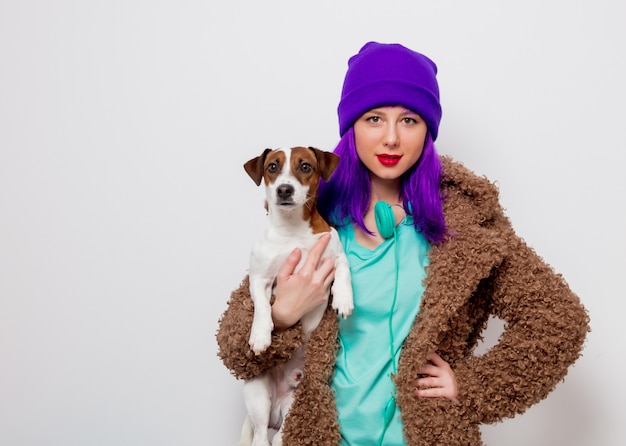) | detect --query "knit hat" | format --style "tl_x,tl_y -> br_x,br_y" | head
337,42 -> 442,140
